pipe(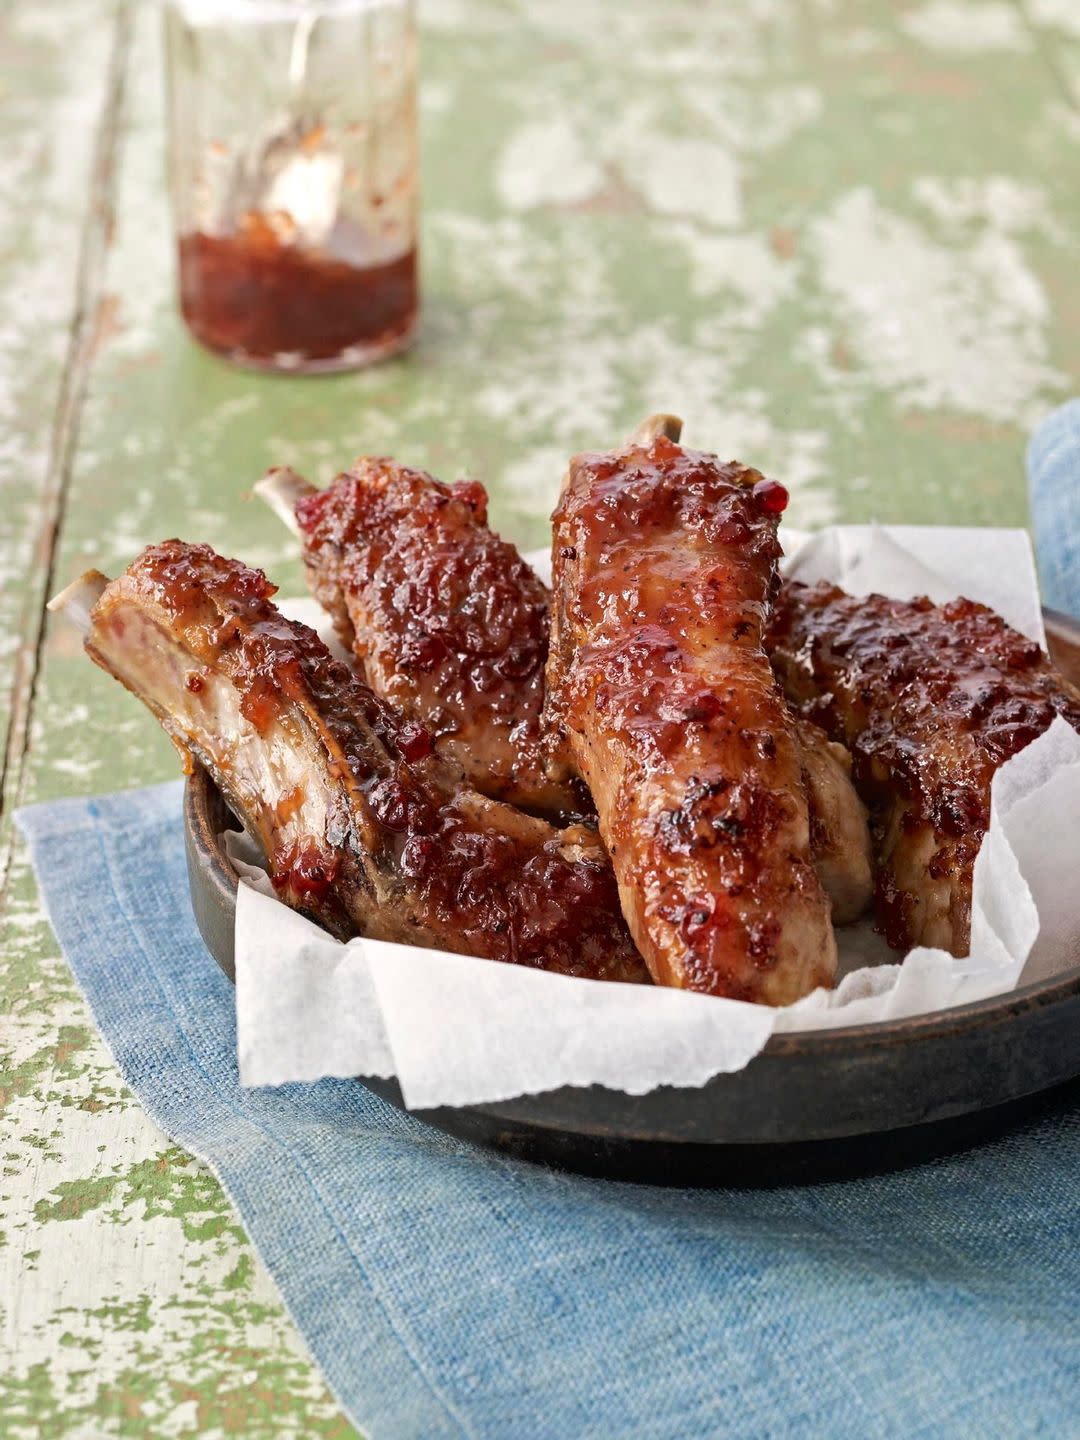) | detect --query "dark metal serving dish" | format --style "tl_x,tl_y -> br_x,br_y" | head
185,609 -> 1080,1185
